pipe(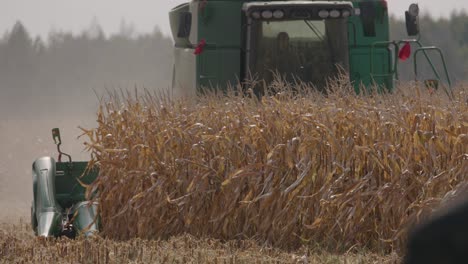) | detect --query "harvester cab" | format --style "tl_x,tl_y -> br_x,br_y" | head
169,0 -> 452,95
31,128 -> 99,238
